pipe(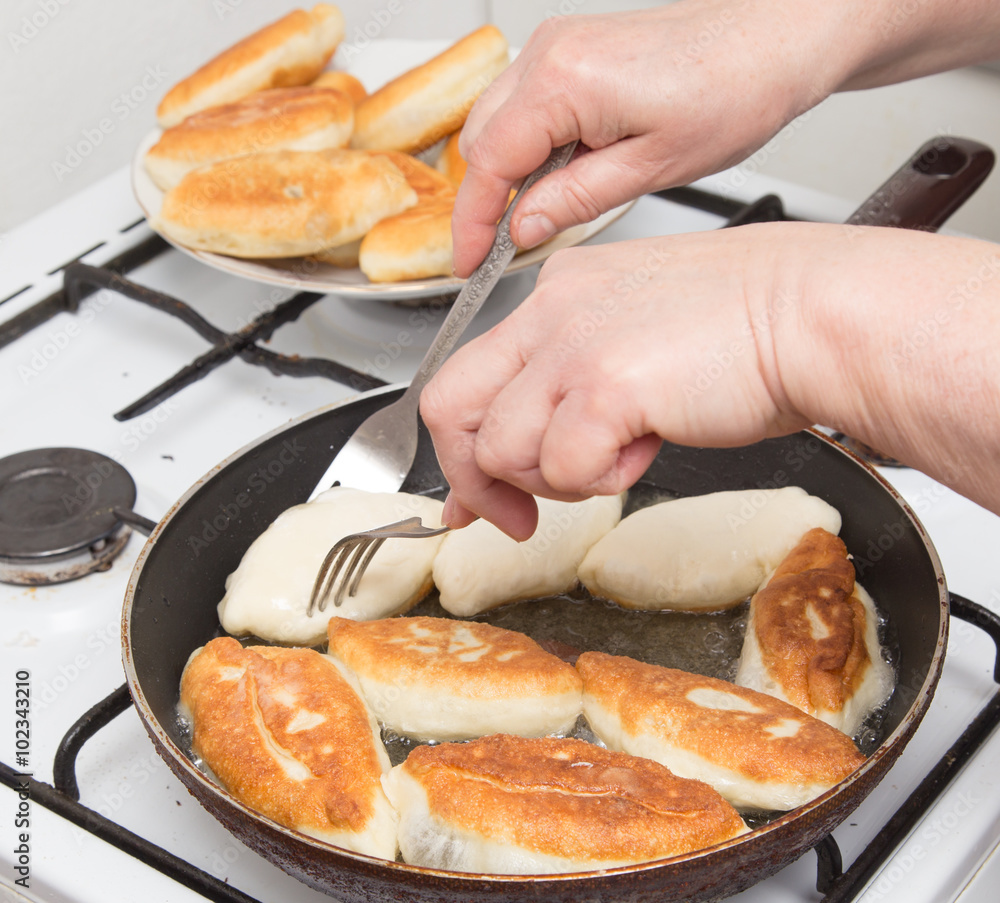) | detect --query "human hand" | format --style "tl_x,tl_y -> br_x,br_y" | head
423,225 -> 808,538
421,223 -> 1000,537
451,0 -> 855,276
